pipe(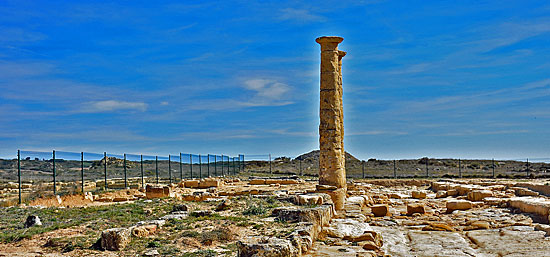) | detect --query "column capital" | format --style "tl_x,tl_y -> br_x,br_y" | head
316,36 -> 344,44
316,36 -> 344,51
